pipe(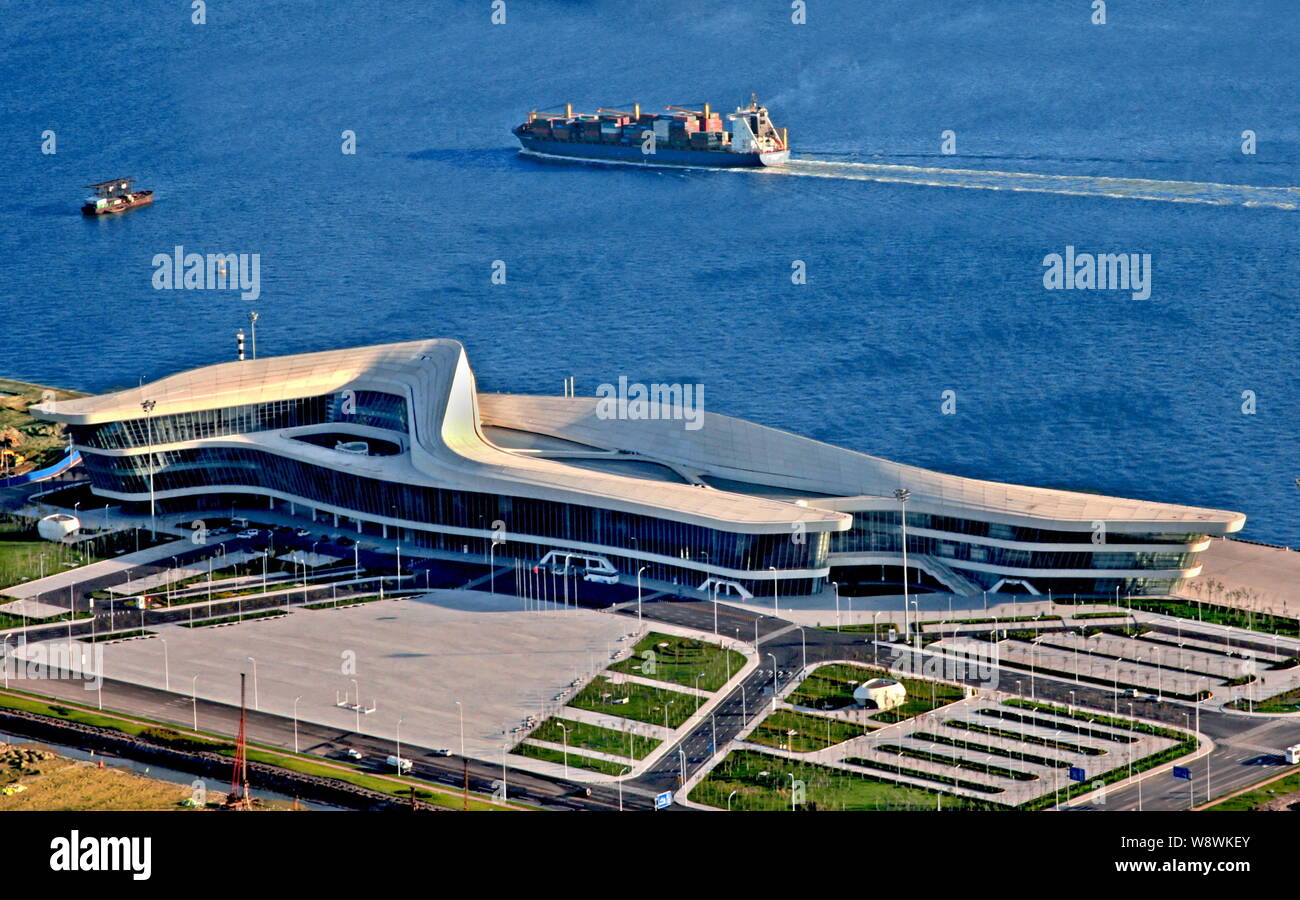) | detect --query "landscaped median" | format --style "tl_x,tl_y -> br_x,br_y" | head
568,675 -> 701,729
785,661 -> 966,721
607,631 -> 745,692
689,748 -> 1005,811
509,716 -> 660,777
747,708 -> 870,753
